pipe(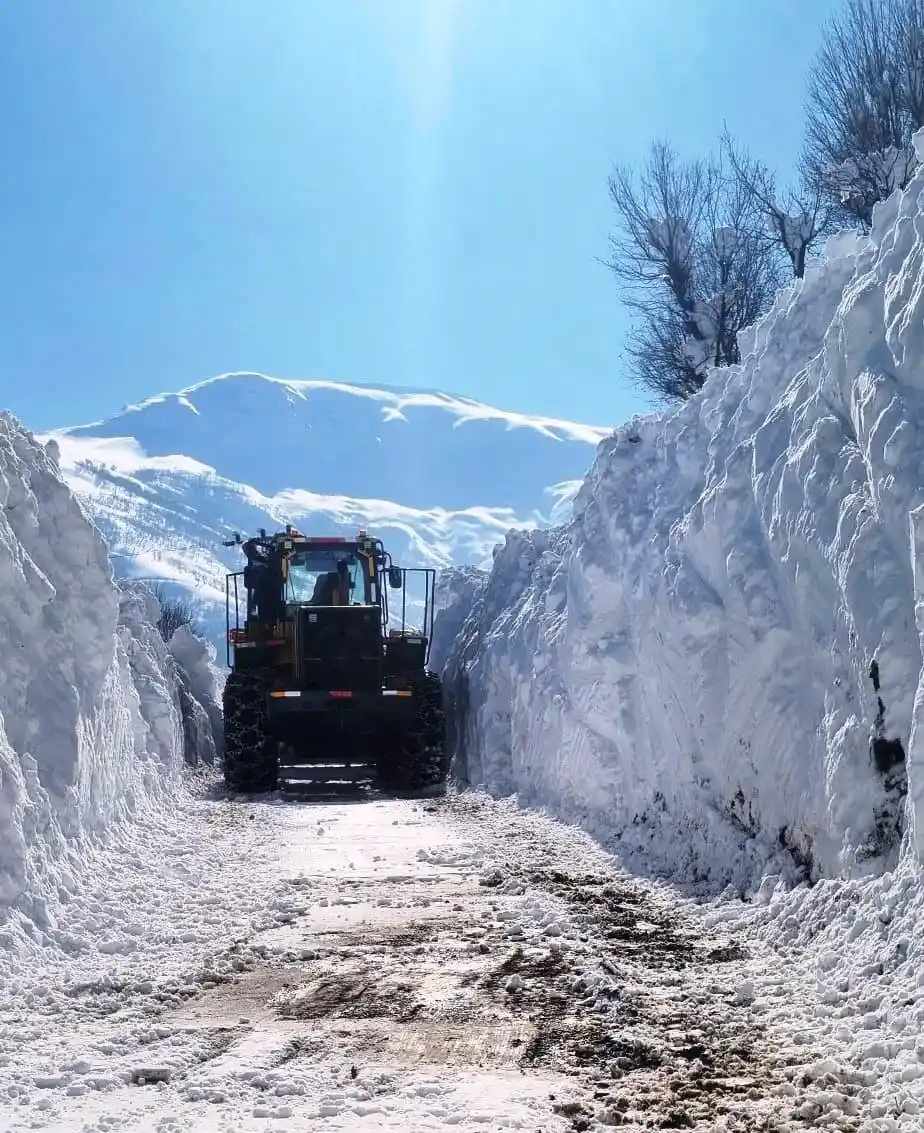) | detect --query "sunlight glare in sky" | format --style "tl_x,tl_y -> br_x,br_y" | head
399,0 -> 461,389
0,0 -> 841,429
